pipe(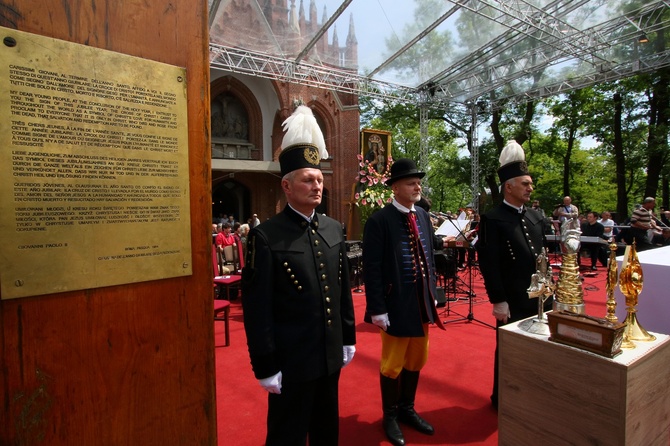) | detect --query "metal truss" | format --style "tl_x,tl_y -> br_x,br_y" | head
517,48 -> 670,102
210,0 -> 670,109
419,105 -> 429,183
470,104 -> 480,214
428,0 -> 670,105
209,43 -> 419,103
